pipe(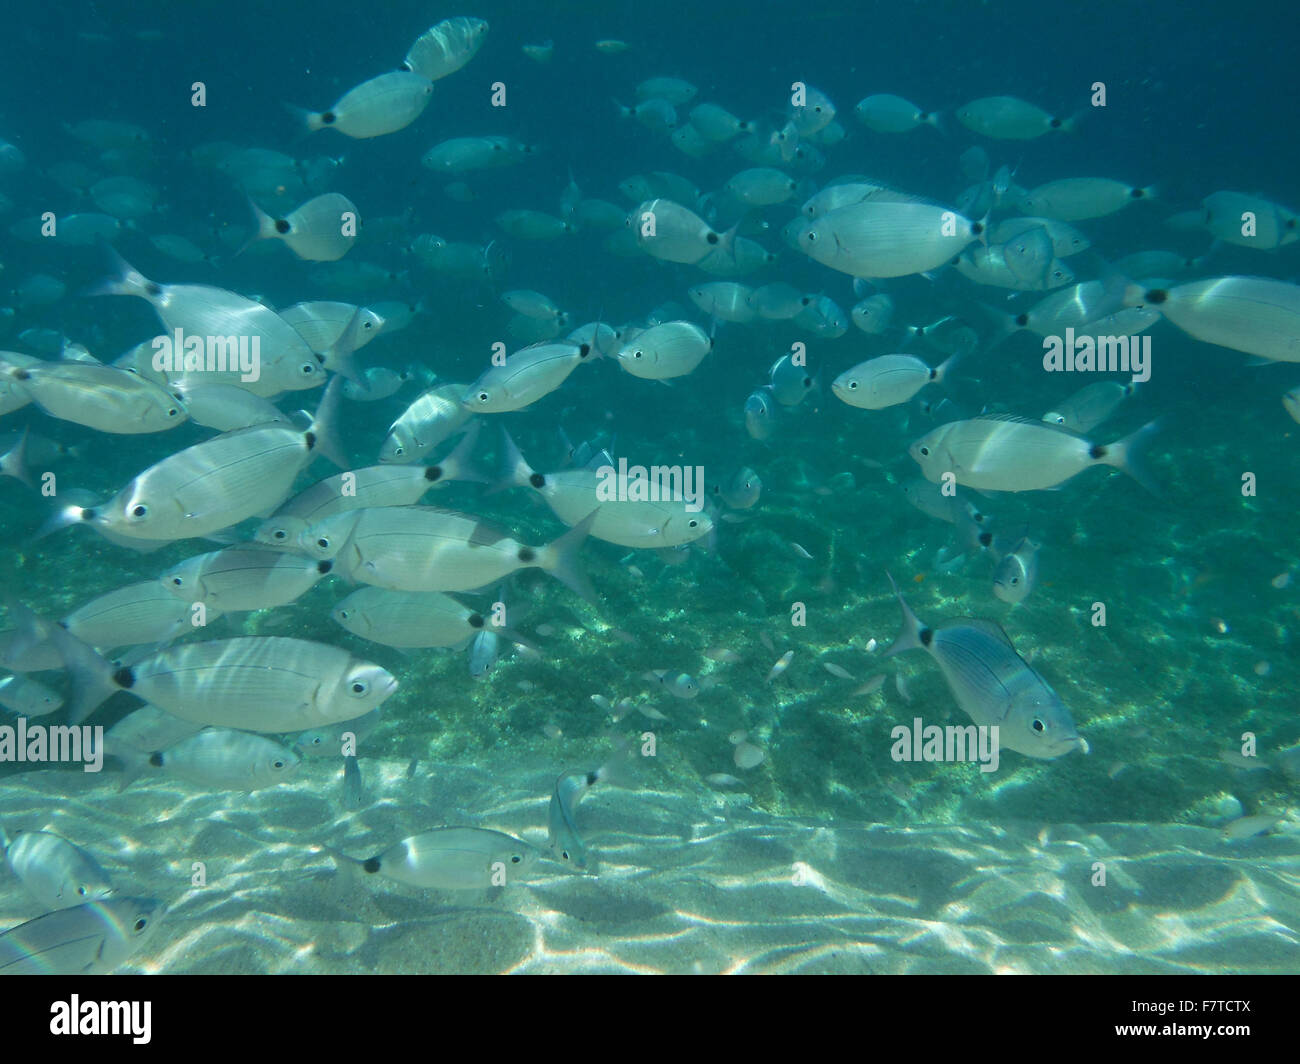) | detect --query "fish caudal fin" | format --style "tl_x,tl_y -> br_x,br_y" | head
7,601 -> 117,723
1098,419 -> 1161,496
883,571 -> 927,658
306,375 -> 348,470
539,511 -> 596,603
